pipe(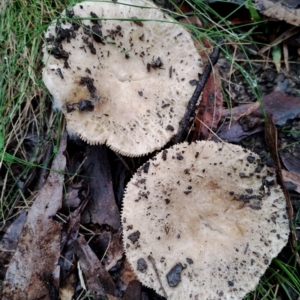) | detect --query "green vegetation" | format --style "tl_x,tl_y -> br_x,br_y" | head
0,0 -> 65,223
0,0 -> 299,299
